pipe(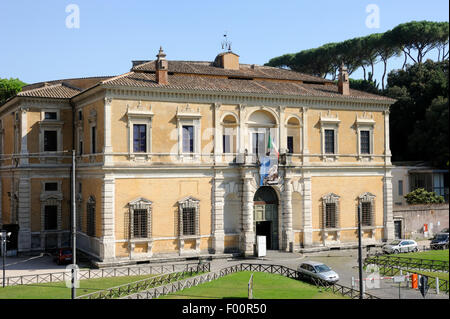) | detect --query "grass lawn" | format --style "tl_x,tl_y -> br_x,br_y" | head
385,249 -> 449,262
160,271 -> 348,299
0,274 -> 158,299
